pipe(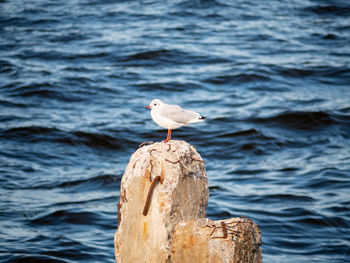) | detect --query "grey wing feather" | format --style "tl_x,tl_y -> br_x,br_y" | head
160,104 -> 200,123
